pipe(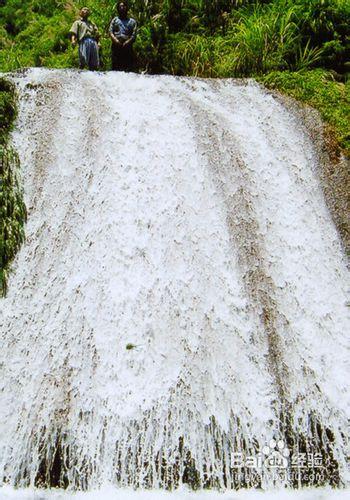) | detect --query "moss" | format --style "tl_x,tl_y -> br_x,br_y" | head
126,343 -> 137,350
0,78 -> 27,297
